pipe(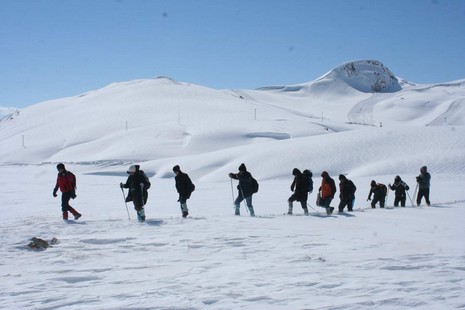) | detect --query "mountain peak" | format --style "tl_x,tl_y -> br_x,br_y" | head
323,60 -> 401,93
